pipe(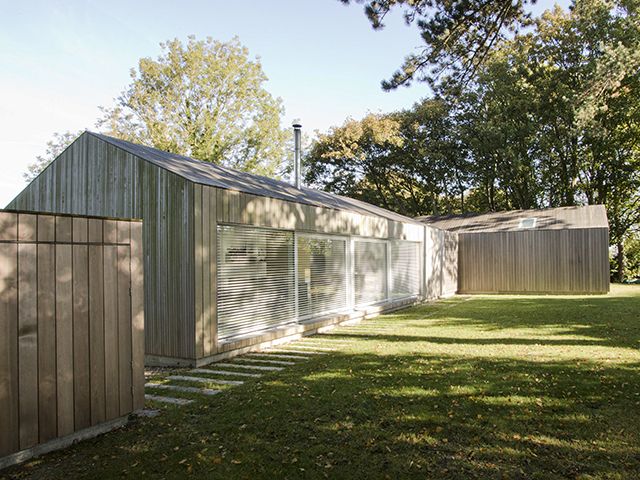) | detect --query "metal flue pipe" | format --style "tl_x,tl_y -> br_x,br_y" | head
292,121 -> 302,189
